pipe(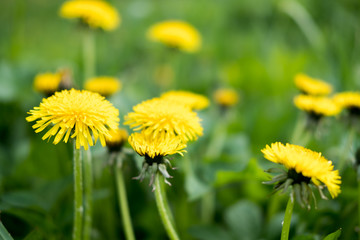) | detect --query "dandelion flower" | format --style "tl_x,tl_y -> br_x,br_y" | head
214,88 -> 239,107
294,73 -> 332,96
129,131 -> 186,186
60,0 -> 120,31
294,95 -> 341,117
160,90 -> 209,110
262,142 -> 341,201
106,128 -> 128,152
85,76 -> 121,97
124,98 -> 203,141
33,72 -> 62,95
26,89 -> 119,150
333,91 -> 360,112
147,20 -> 201,53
